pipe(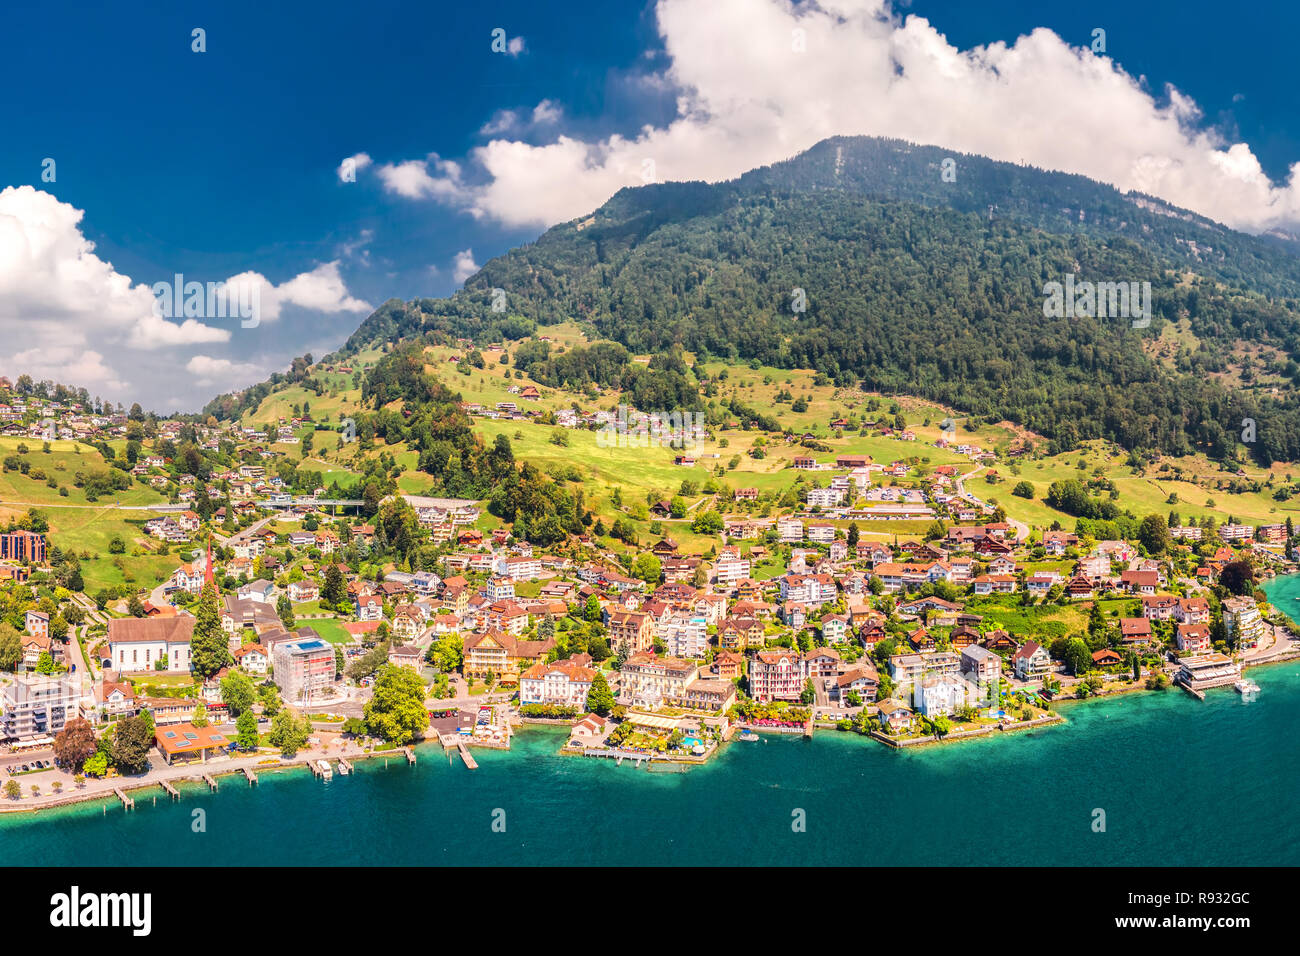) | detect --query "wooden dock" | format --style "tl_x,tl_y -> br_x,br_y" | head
160,780 -> 179,800
456,742 -> 478,769
202,772 -> 218,791
403,746 -> 416,765
243,767 -> 257,785
113,787 -> 134,809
